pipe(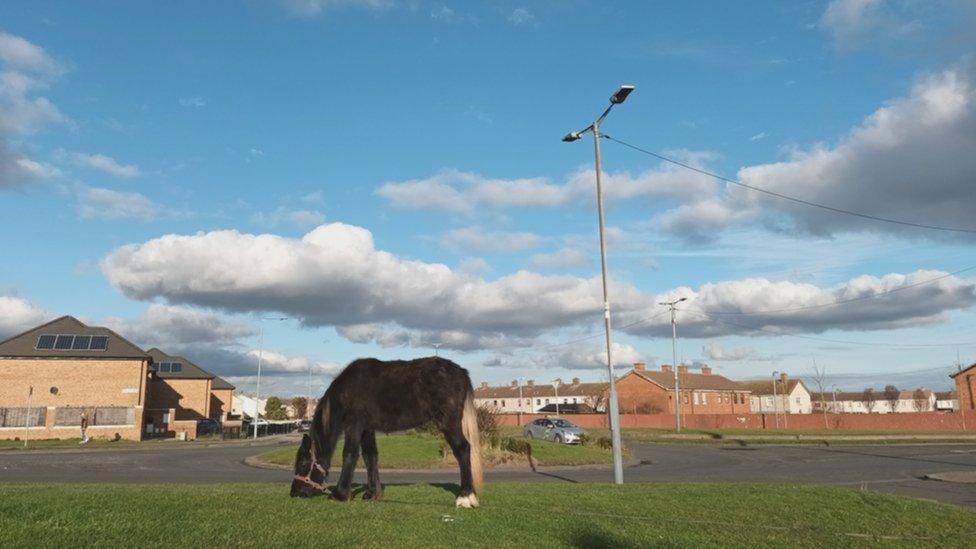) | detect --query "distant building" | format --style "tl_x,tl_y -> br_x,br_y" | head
951,363 -> 976,412
811,389 -> 936,413
738,373 -> 813,414
232,393 -> 268,420
473,378 -> 608,413
935,391 -> 958,412
616,363 -> 751,415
